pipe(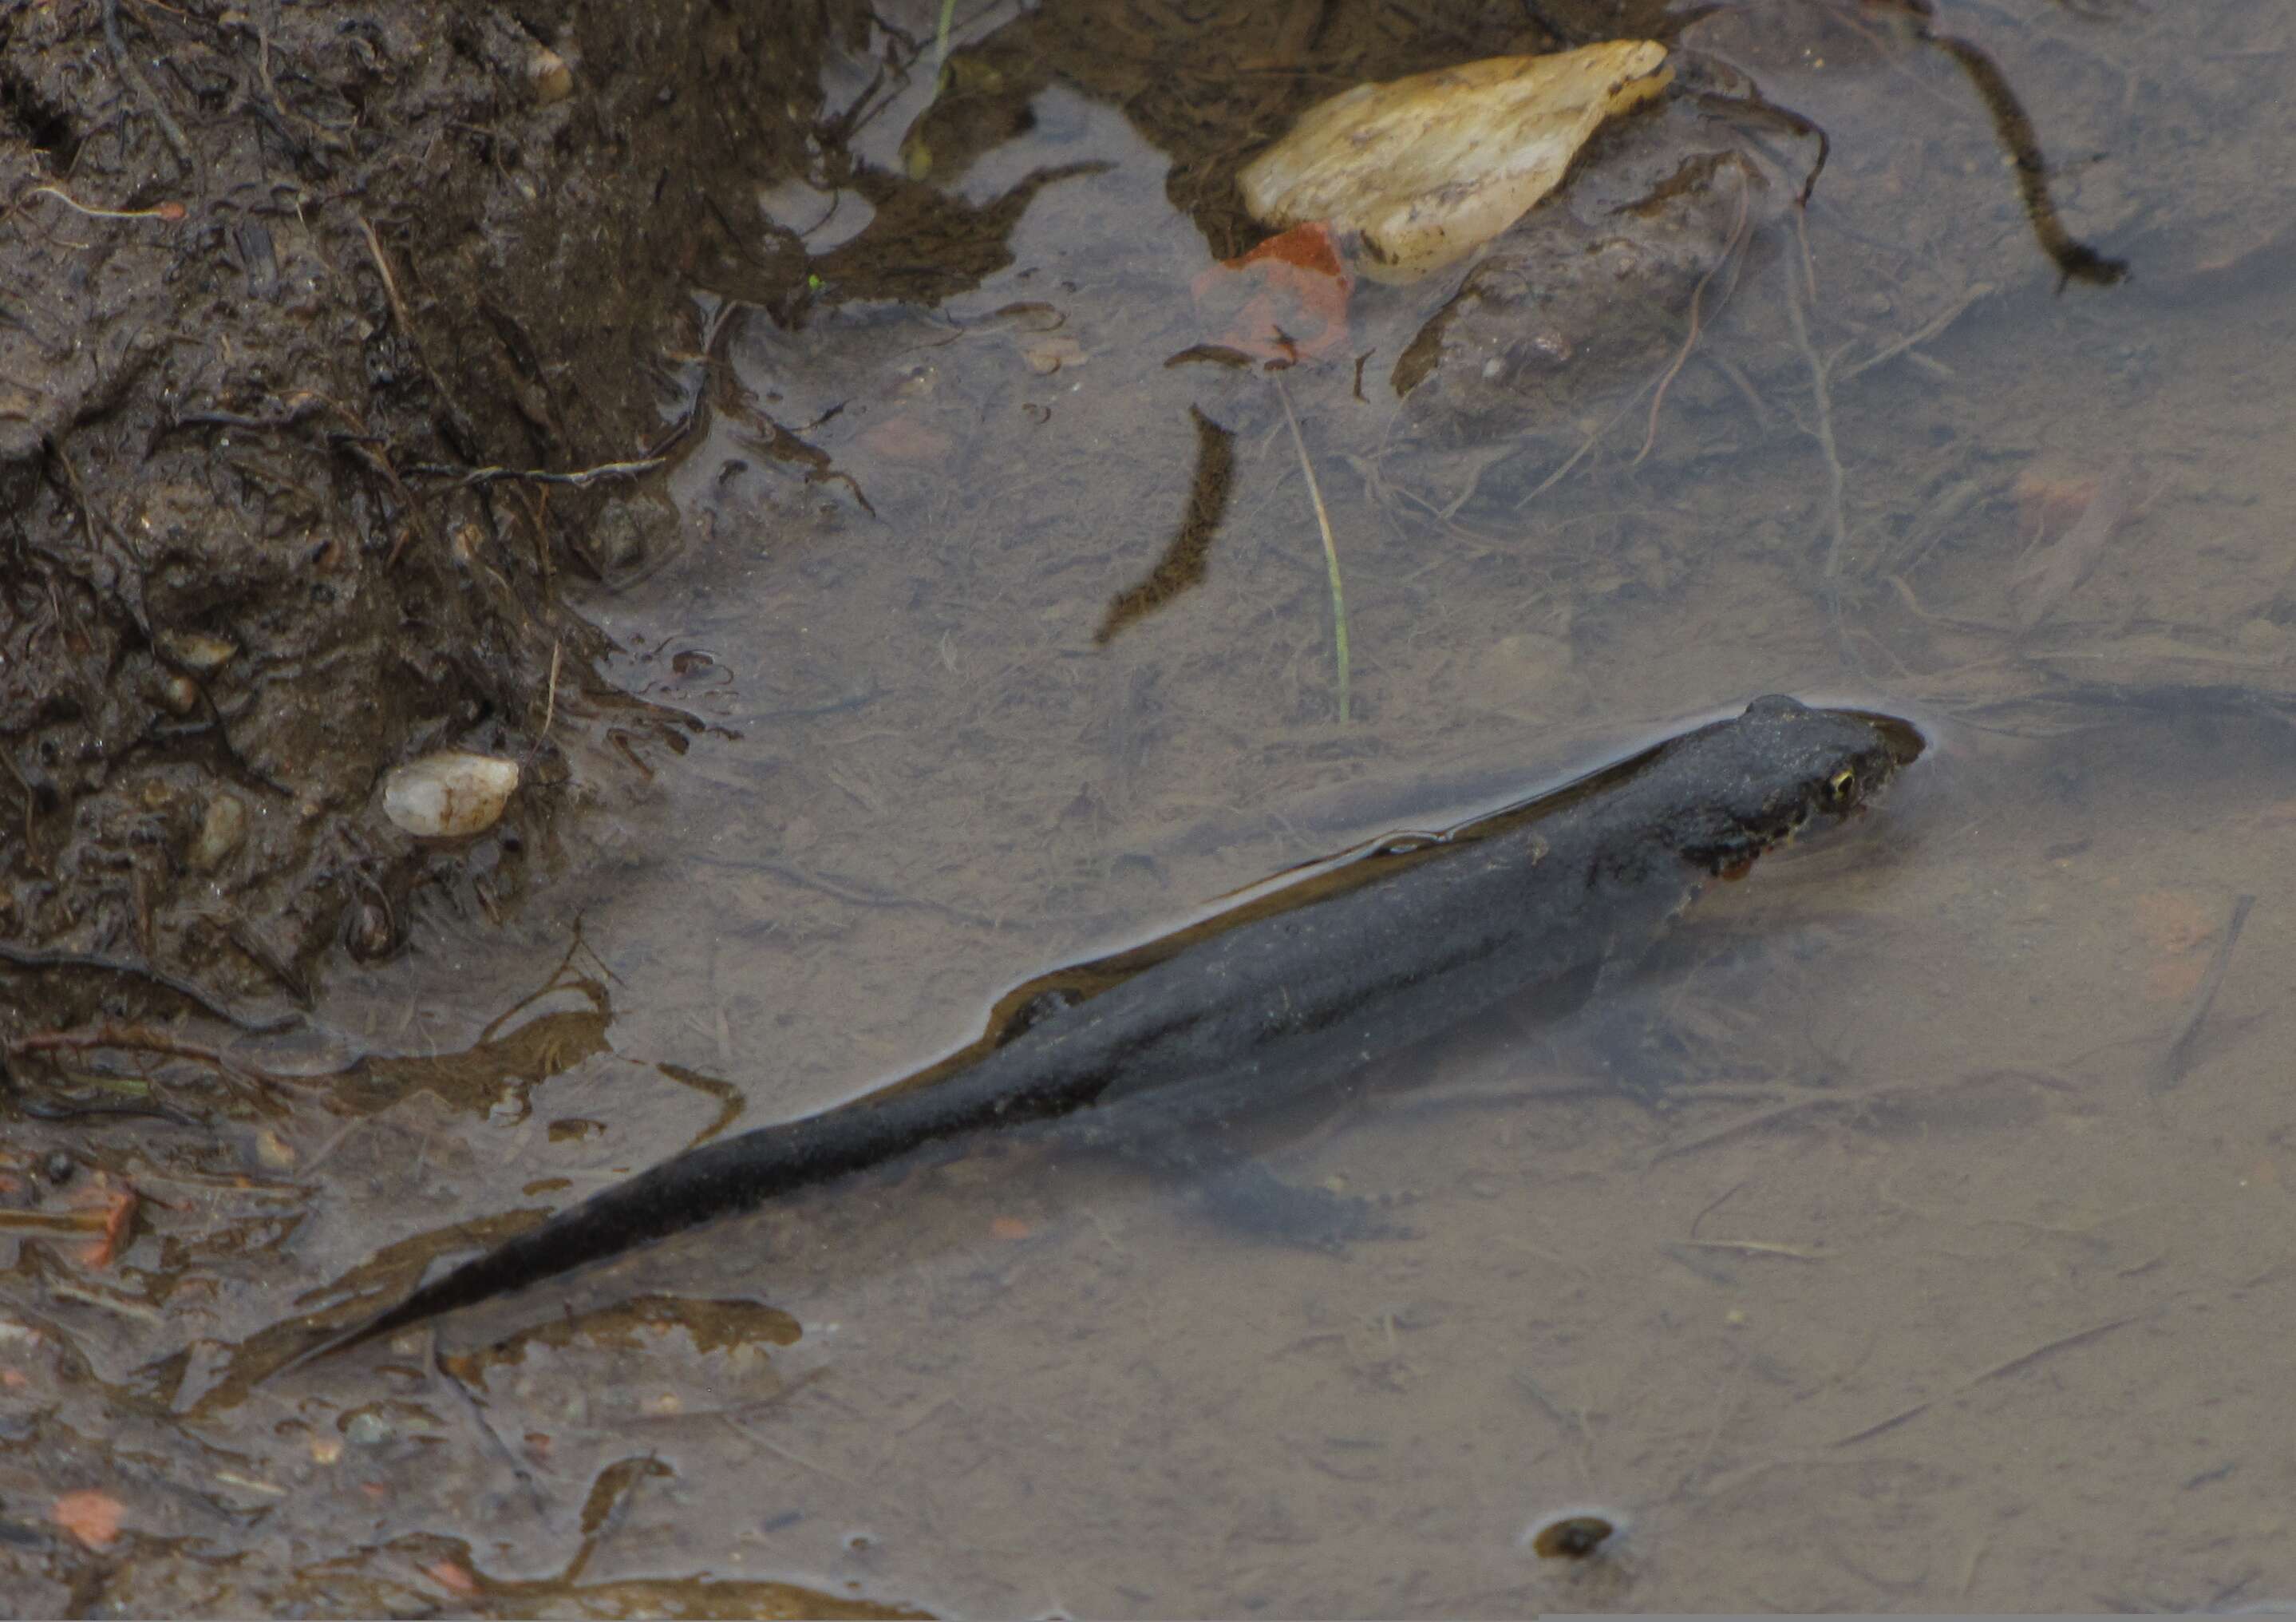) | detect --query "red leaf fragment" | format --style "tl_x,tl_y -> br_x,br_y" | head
1190,222 -> 1353,363
52,1490 -> 124,1549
